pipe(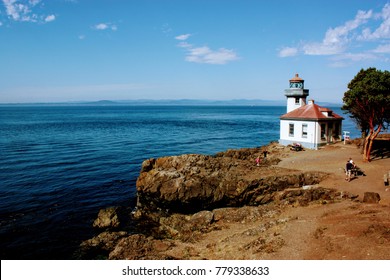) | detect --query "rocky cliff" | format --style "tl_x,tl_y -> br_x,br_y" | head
78,143 -> 357,259
134,145 -> 327,216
